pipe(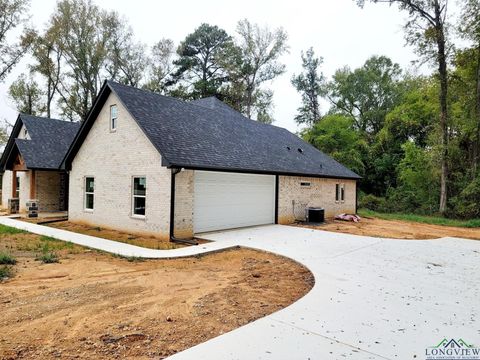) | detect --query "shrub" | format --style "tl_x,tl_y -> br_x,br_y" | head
359,193 -> 387,212
451,176 -> 480,219
36,252 -> 59,264
0,265 -> 13,281
0,252 -> 17,265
